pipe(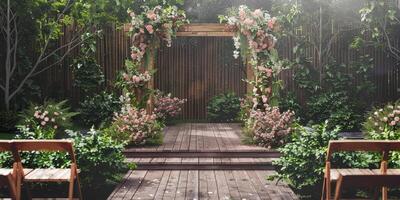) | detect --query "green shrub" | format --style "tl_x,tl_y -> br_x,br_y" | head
79,91 -> 121,127
306,92 -> 363,131
67,129 -> 130,190
364,100 -> 399,134
18,100 -> 78,135
0,126 -> 130,192
0,111 -> 19,132
207,92 -> 240,122
72,56 -> 104,93
364,101 -> 400,168
271,122 -> 370,199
